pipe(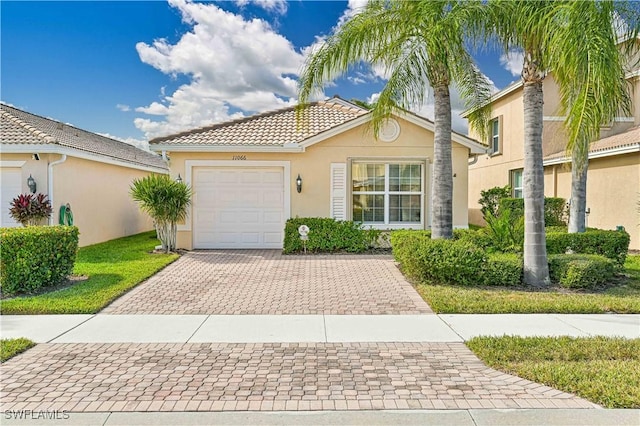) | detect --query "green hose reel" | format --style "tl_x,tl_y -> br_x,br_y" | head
59,203 -> 74,226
